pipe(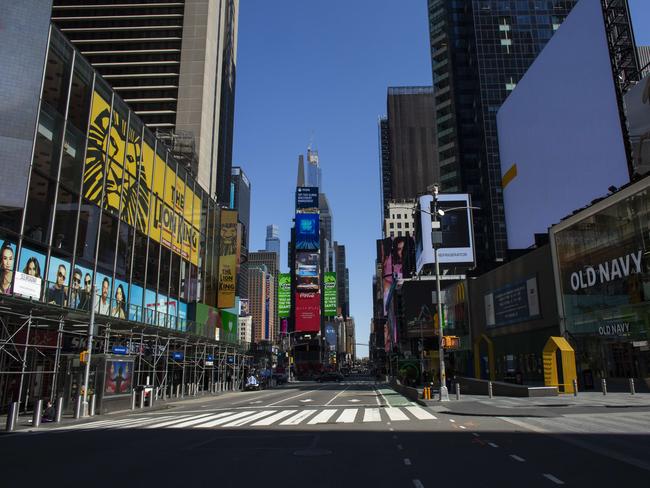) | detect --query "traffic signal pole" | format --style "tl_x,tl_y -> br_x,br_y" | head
432,186 -> 449,402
